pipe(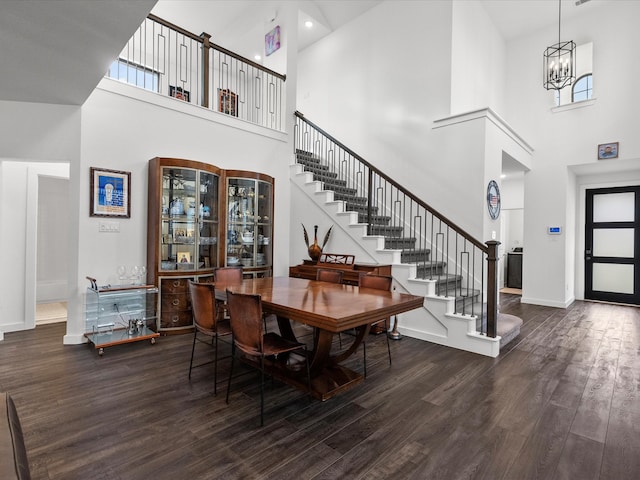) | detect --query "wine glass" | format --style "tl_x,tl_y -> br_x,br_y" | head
130,265 -> 140,285
117,265 -> 127,285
